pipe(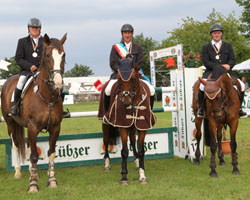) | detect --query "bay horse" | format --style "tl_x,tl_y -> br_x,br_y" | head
1,33 -> 67,192
192,73 -> 240,177
101,63 -> 156,185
